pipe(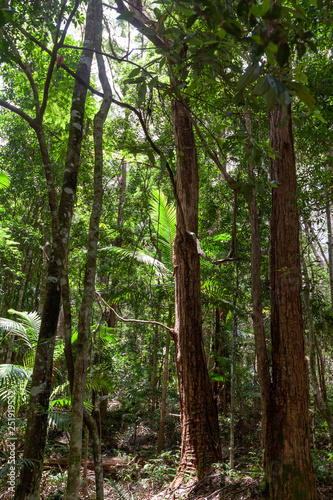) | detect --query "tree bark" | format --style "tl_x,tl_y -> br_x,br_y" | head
15,257 -> 61,499
157,306 -> 172,453
157,332 -> 170,453
172,98 -> 221,480
325,192 -> 333,308
266,103 -> 317,499
65,1 -> 112,497
15,2 -> 97,496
